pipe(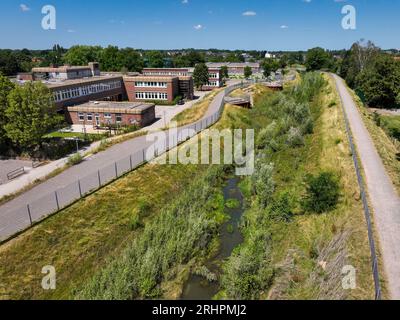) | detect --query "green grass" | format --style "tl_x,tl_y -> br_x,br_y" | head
219,73 -> 375,300
44,131 -> 103,140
